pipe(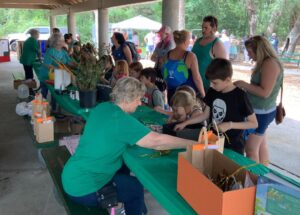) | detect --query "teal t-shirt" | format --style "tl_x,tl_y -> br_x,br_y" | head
62,102 -> 151,196
192,37 -> 219,91
20,37 -> 39,66
38,47 -> 72,82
